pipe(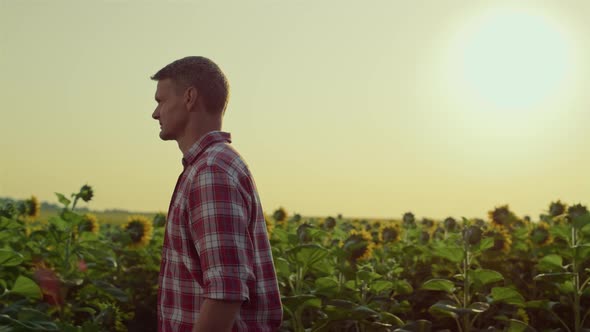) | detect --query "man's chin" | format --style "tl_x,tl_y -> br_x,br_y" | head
159,132 -> 173,141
